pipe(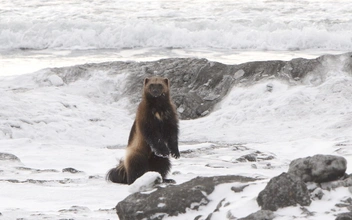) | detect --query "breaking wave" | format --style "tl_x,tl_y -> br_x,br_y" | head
1,0 -> 352,51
